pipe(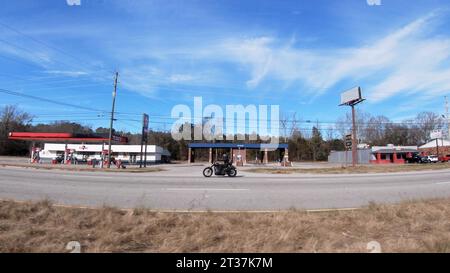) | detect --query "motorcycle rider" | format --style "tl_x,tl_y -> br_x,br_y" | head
223,153 -> 230,164
215,153 -> 230,174
203,152 -> 237,177
223,153 -> 233,171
